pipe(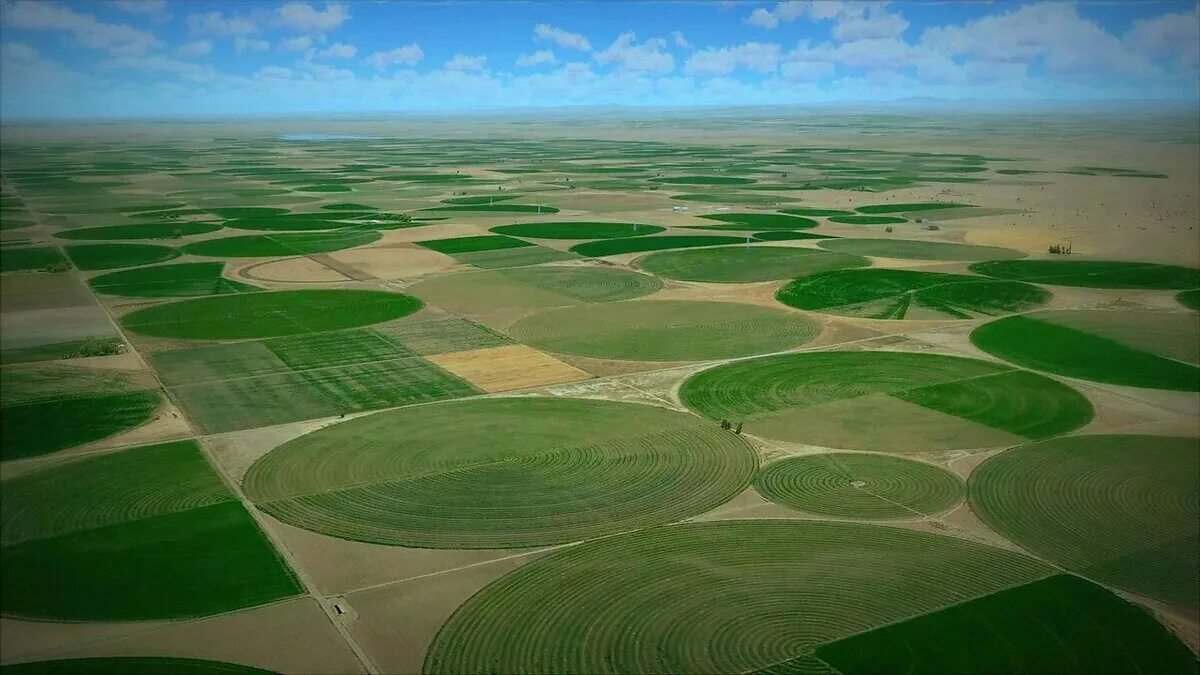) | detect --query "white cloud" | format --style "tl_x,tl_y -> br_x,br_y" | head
445,54 -> 487,71
685,42 -> 780,76
100,55 -> 216,82
280,36 -> 314,52
1,42 -> 39,62
255,65 -> 295,79
276,2 -> 350,33
109,1 -> 169,20
234,37 -> 270,53
187,10 -> 258,37
365,44 -> 424,68
534,23 -> 592,51
175,40 -> 213,58
745,1 -> 907,41
516,50 -> 556,67
779,59 -> 834,81
672,31 -> 691,49
595,33 -> 674,74
4,1 -> 162,55
745,8 -> 779,29
317,42 -> 357,59
1127,7 -> 1200,72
